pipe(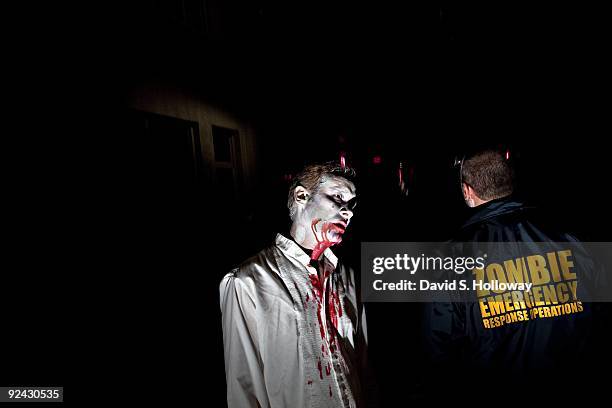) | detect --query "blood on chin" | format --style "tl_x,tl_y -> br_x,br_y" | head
310,219 -> 345,260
